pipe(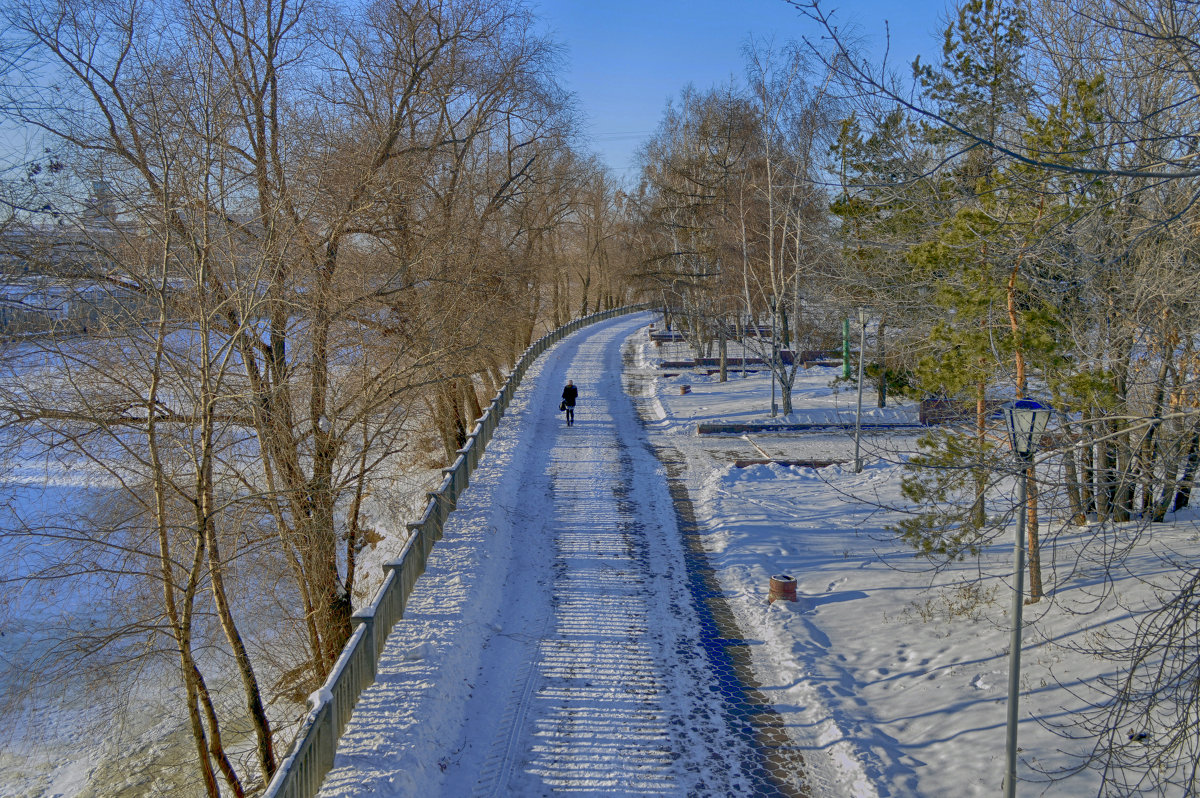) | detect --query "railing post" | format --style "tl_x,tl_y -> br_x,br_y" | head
350,612 -> 377,681
312,699 -> 334,788
444,462 -> 463,500
427,491 -> 447,538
